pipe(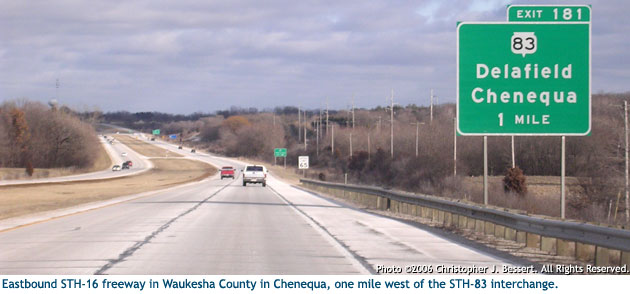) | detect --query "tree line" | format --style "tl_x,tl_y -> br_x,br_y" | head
0,100 -> 100,174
